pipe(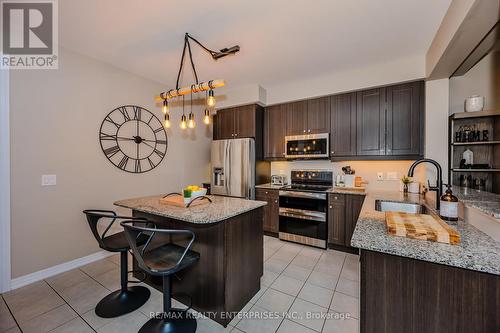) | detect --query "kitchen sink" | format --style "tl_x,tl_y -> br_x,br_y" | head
375,200 -> 428,214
